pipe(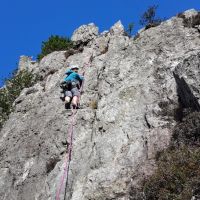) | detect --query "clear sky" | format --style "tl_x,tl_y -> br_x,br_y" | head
0,0 -> 200,86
